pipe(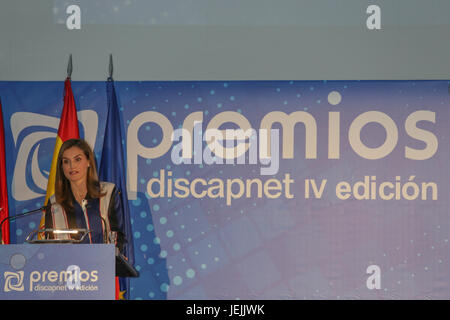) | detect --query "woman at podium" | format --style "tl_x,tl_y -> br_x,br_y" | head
44,138 -> 125,252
